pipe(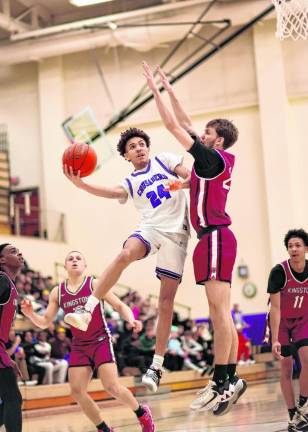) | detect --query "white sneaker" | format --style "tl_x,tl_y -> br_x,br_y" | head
64,308 -> 92,331
213,377 -> 247,416
190,380 -> 234,412
142,367 -> 162,393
